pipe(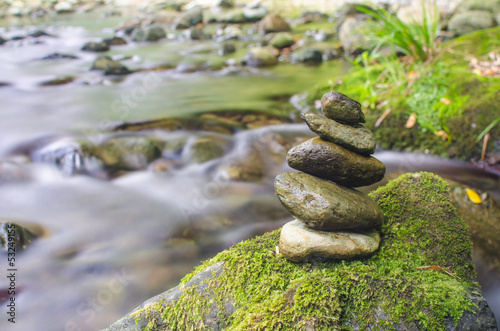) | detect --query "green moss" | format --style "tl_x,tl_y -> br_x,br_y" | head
134,172 -> 479,330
